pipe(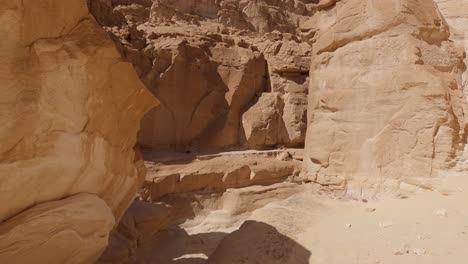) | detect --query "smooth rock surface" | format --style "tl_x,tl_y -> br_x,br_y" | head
0,0 -> 157,261
143,149 -> 303,200
0,194 -> 115,264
